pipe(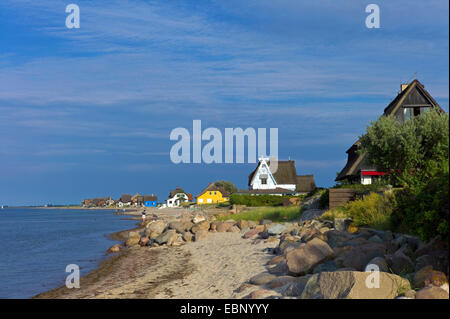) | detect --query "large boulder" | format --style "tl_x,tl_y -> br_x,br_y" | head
299,227 -> 326,243
227,225 -> 241,233
335,243 -> 387,271
125,231 -> 141,247
192,214 -> 206,224
216,222 -> 235,232
191,220 -> 210,233
154,229 -> 178,245
139,236 -> 150,247
182,231 -> 193,242
334,218 -> 352,232
194,229 -> 209,241
268,224 -> 288,236
145,220 -> 167,236
313,260 -> 339,274
268,261 -> 290,276
249,273 -> 277,285
387,251 -> 415,275
325,230 -> 352,248
285,238 -> 334,275
365,256 -> 389,273
415,285 -> 449,299
168,220 -> 193,233
301,271 -> 411,299
106,244 -> 121,253
413,266 -> 449,289
243,228 -> 263,239
236,220 -> 249,230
